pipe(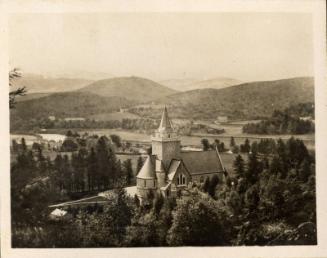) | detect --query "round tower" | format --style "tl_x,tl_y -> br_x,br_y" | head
136,155 -> 157,200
